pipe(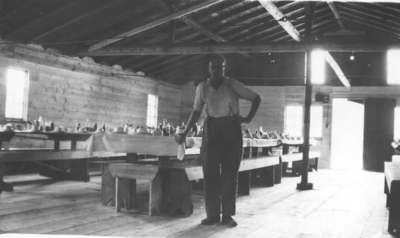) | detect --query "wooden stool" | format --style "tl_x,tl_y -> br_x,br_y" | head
109,163 -> 161,216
